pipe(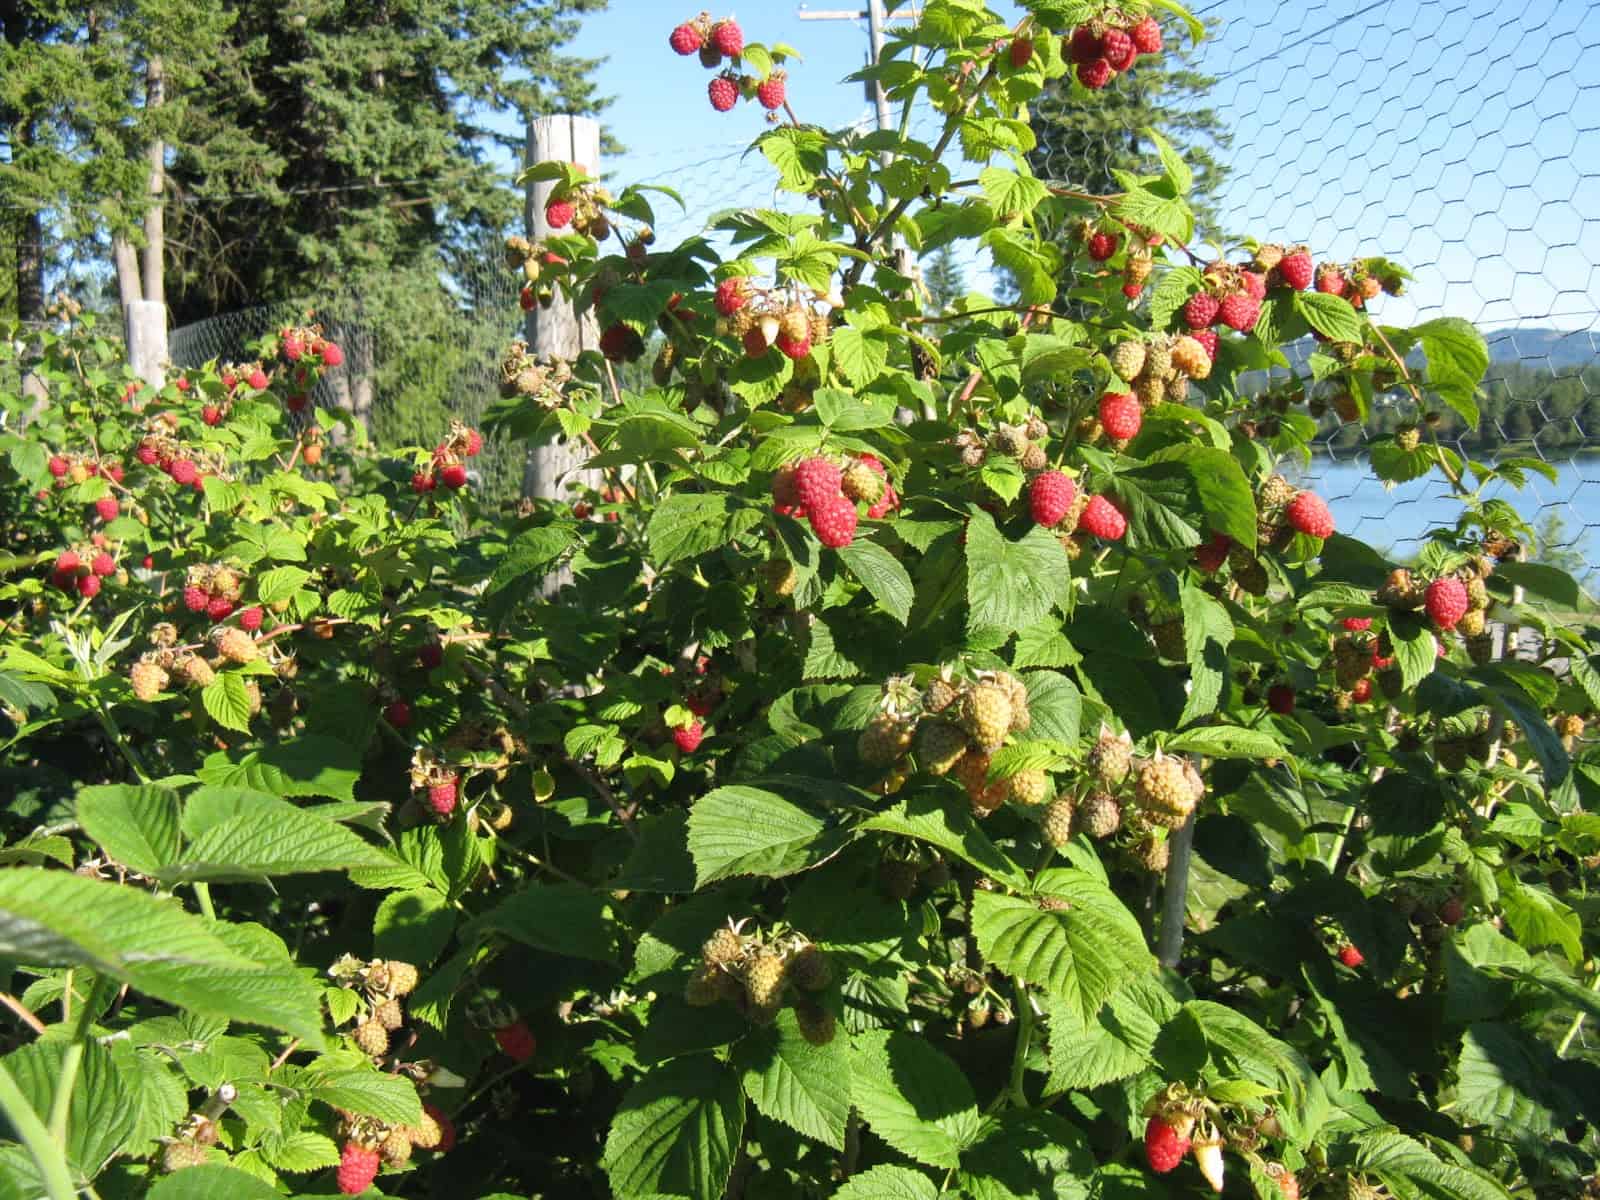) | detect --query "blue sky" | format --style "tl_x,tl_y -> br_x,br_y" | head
494,0 -> 1600,334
